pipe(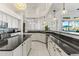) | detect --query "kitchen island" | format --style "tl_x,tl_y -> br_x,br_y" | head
0,33 -> 32,56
